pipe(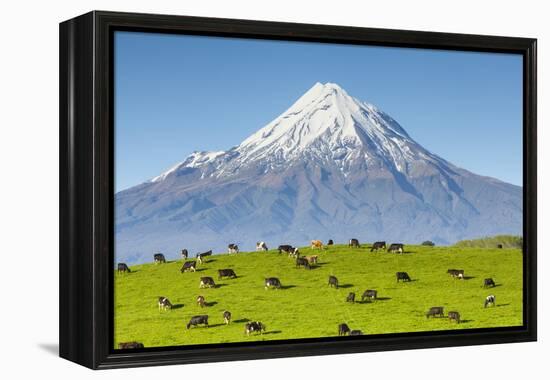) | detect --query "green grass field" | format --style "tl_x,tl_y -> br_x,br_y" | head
114,244 -> 523,348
